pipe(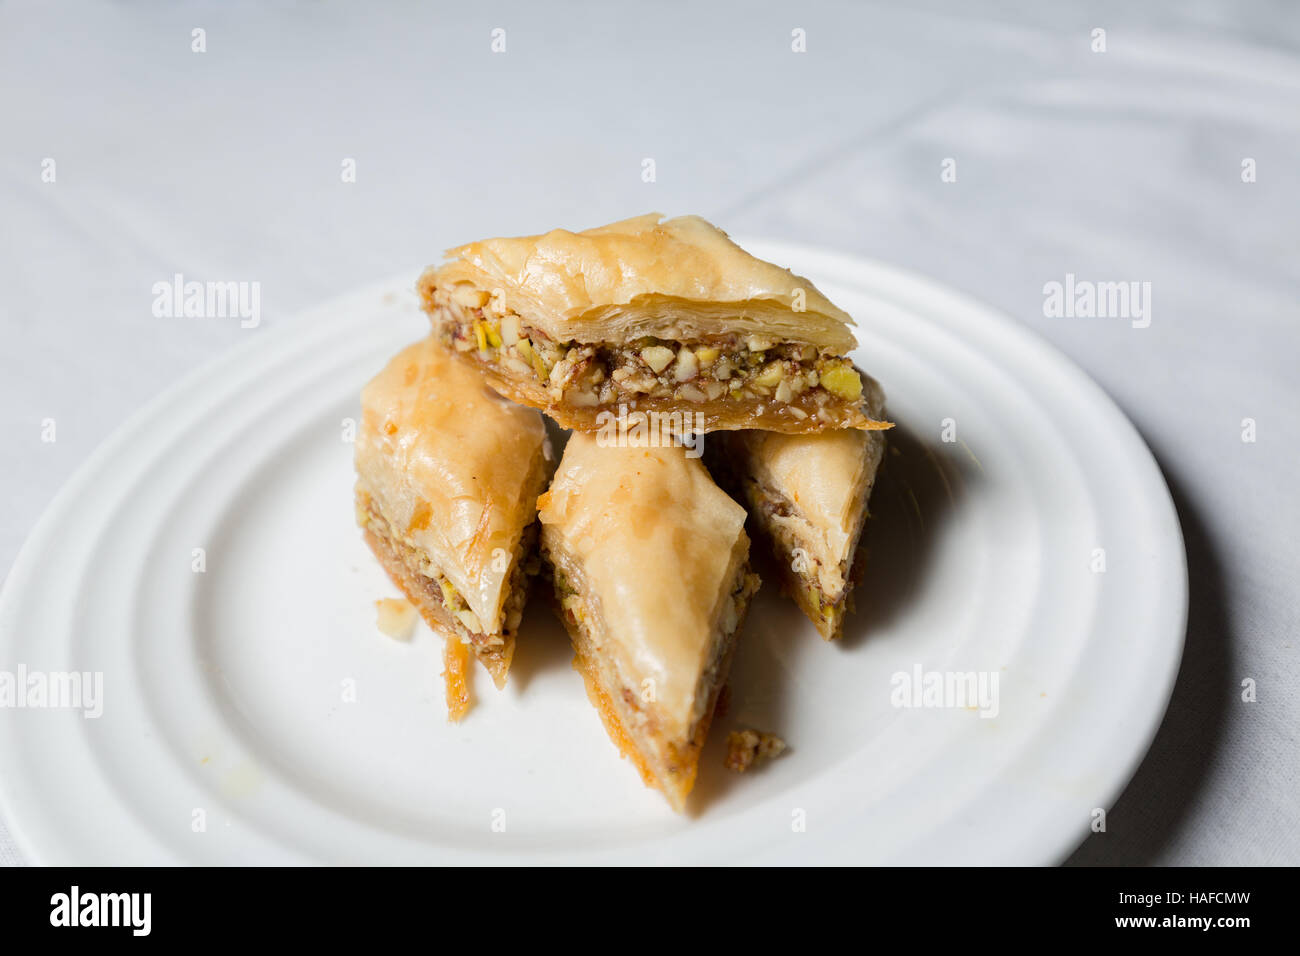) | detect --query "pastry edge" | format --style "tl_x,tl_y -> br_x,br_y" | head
714,430 -> 887,641
551,560 -> 761,812
357,490 -> 520,689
